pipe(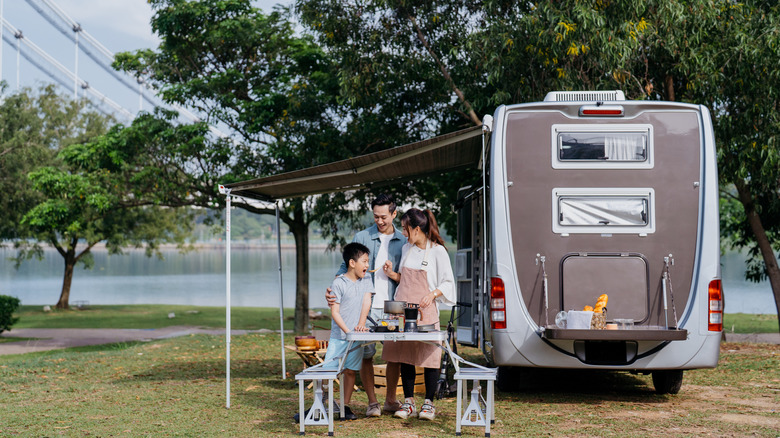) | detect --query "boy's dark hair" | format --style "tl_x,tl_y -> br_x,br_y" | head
371,193 -> 396,213
343,242 -> 370,265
